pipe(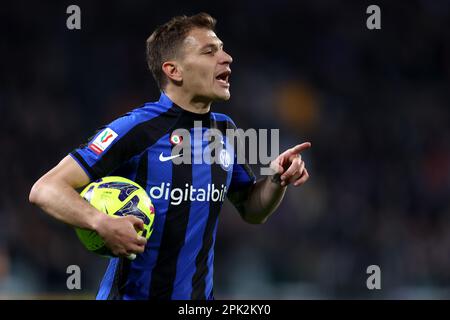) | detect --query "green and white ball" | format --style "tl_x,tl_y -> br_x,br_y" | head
76,176 -> 155,256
